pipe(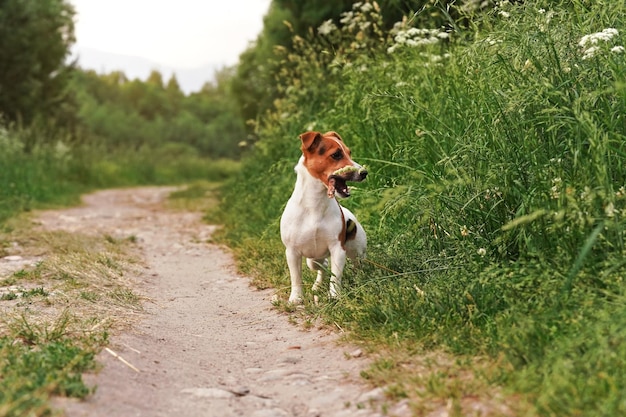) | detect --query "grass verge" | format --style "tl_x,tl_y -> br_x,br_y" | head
0,214 -> 143,416
215,1 -> 626,416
